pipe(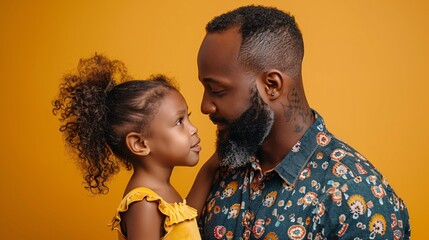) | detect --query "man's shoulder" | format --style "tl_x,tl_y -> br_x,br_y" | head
316,132 -> 377,172
309,133 -> 407,209
308,132 -> 388,196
